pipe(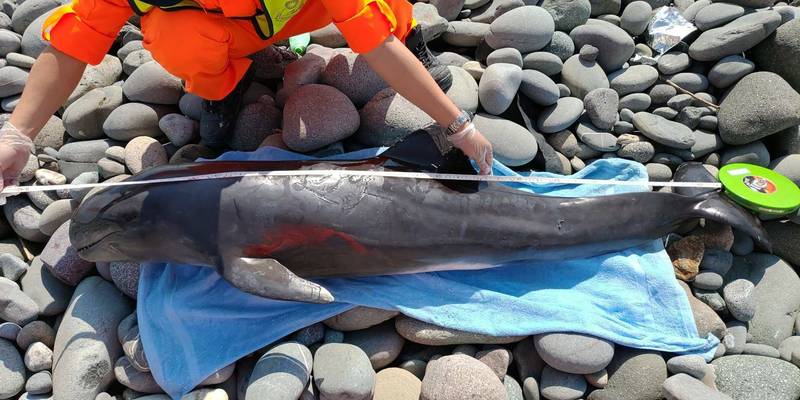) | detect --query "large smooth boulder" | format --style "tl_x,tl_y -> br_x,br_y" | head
569,21 -> 635,71
282,84 -> 359,152
688,11 -> 782,62
726,254 -> 800,348
485,6 -> 555,53
473,113 -> 539,166
751,18 -> 800,92
718,72 -> 800,145
356,88 -> 435,147
53,277 -> 134,400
